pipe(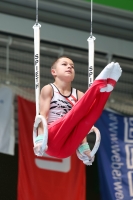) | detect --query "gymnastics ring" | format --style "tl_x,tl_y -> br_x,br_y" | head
33,115 -> 48,152
89,126 -> 101,158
